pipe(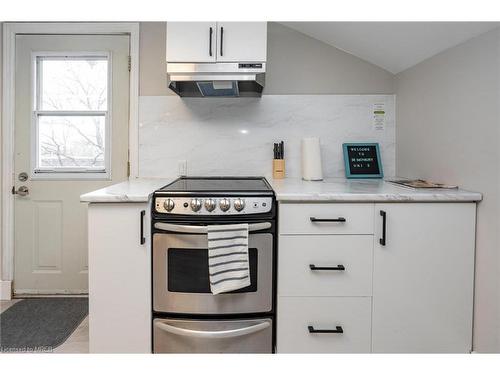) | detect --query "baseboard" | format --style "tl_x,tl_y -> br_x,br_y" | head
0,280 -> 13,300
15,293 -> 88,298
13,289 -> 88,295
